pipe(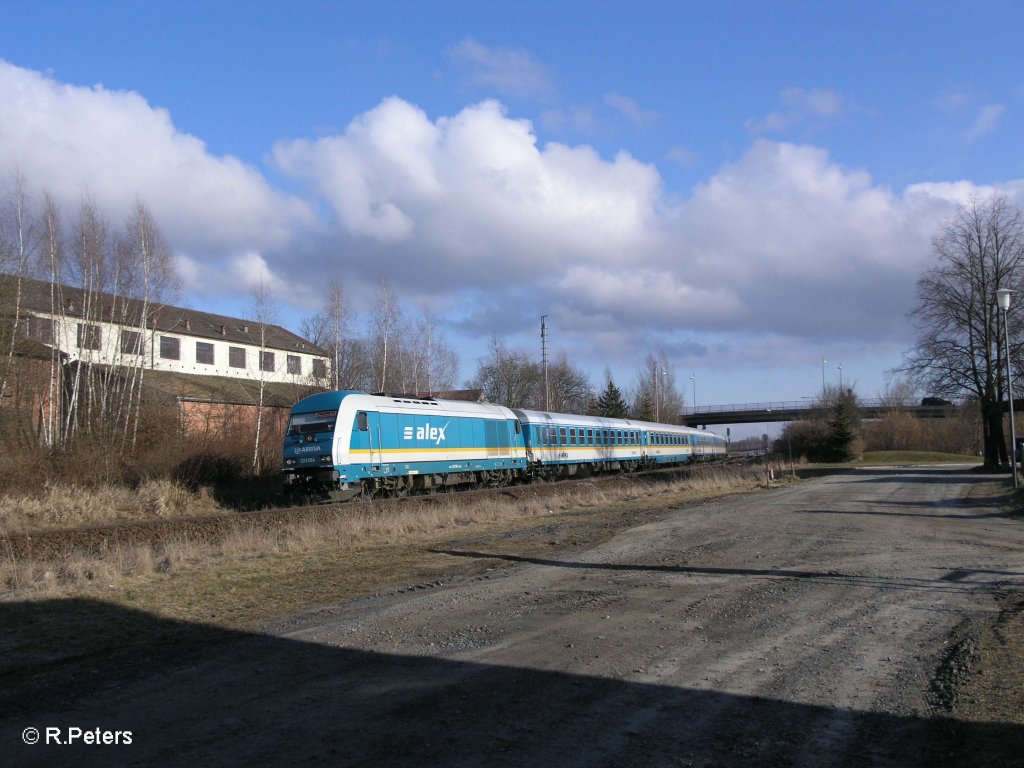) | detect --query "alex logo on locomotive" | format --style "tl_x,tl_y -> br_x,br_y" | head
402,421 -> 451,445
